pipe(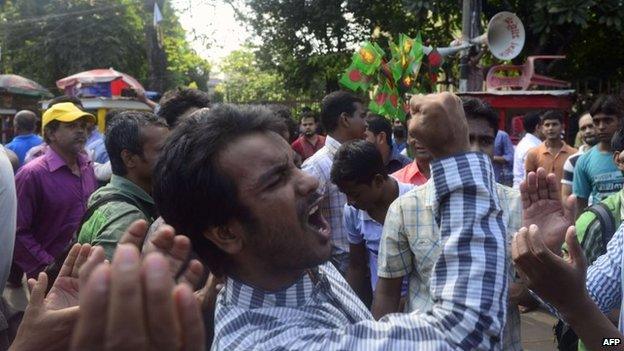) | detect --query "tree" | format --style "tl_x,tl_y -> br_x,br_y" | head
0,0 -> 210,92
234,0 -> 624,98
217,47 -> 289,103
